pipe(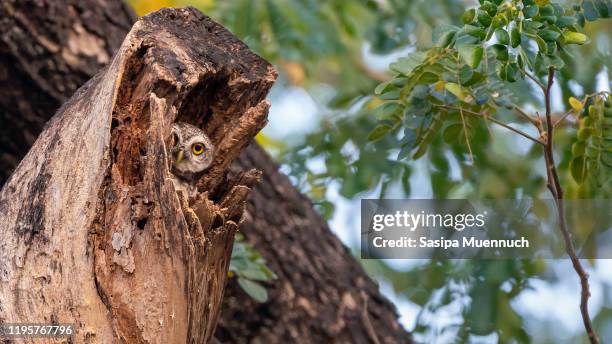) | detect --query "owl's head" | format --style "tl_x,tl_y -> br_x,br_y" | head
170,122 -> 214,177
